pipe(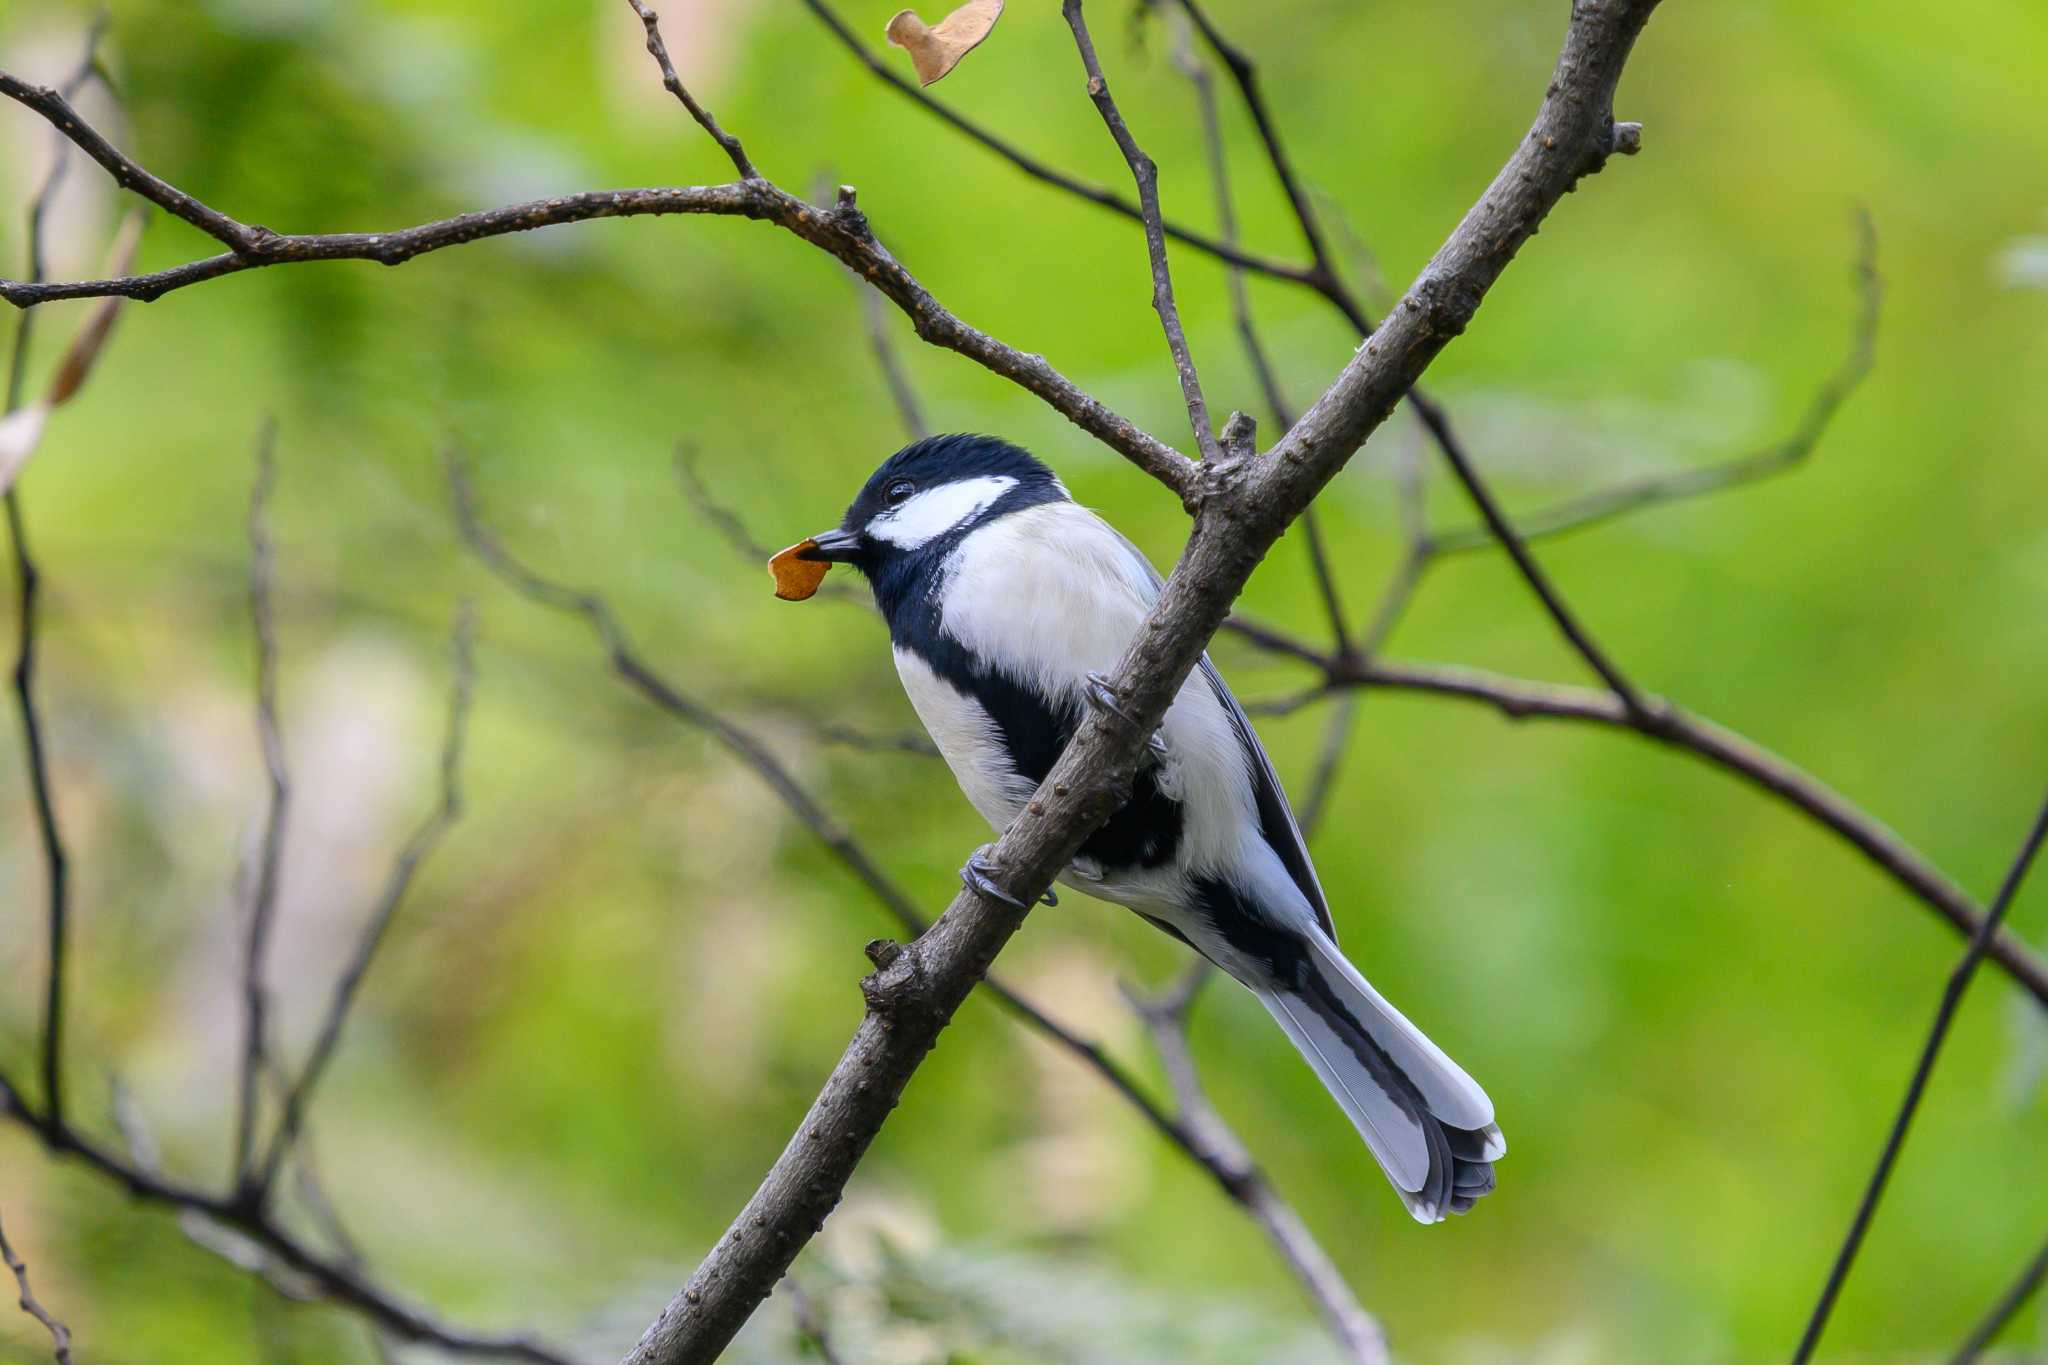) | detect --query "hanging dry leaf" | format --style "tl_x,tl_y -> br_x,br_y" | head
885,0 -> 1003,86
768,540 -> 832,601
0,212 -> 143,496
